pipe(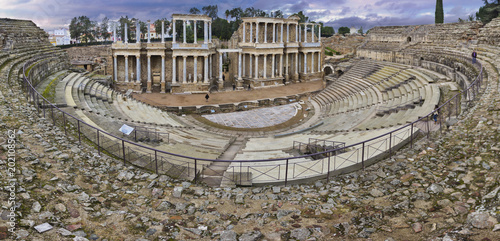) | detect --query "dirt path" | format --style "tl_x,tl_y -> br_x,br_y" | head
131,80 -> 325,107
